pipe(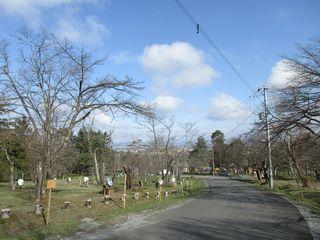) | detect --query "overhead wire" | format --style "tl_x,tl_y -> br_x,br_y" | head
217,94 -> 259,121
173,0 -> 264,137
174,0 -> 255,94
224,104 -> 263,138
